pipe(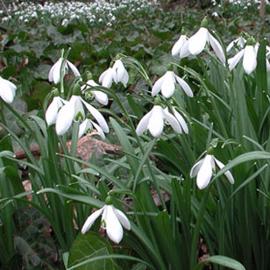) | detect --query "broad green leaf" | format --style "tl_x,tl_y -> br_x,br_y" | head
68,232 -> 119,270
